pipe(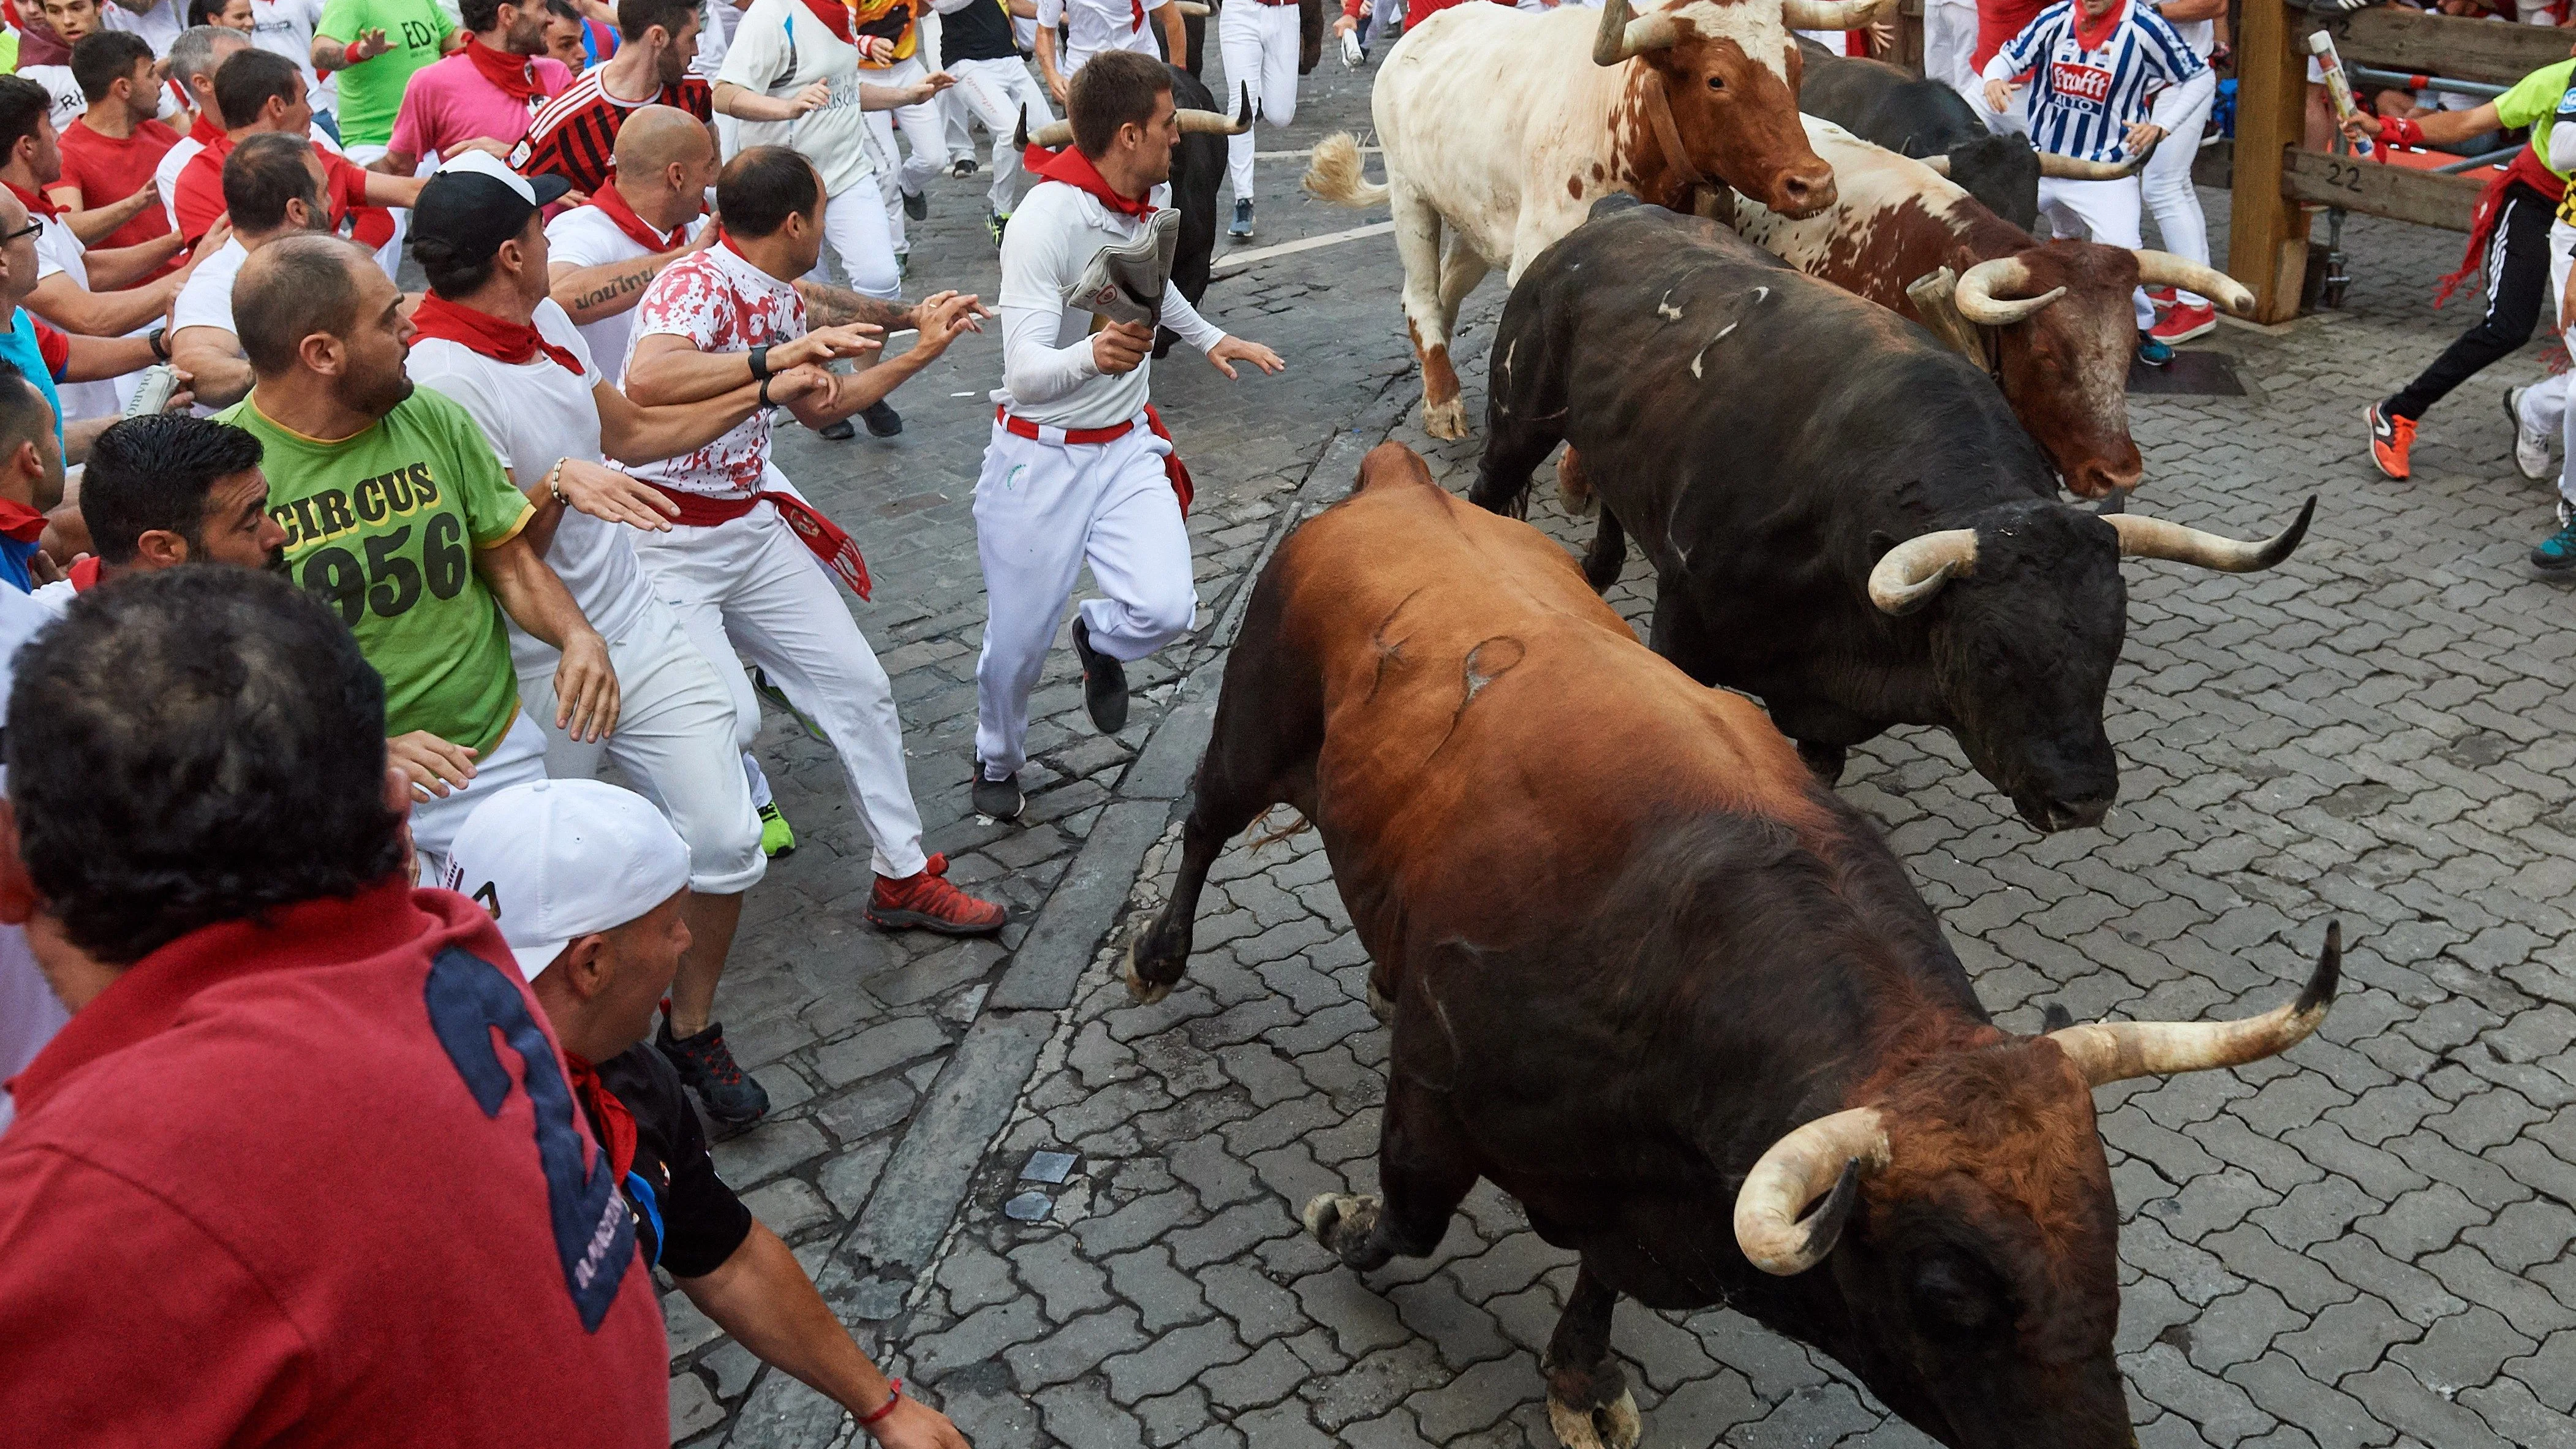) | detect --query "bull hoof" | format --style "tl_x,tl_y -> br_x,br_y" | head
1365,978 -> 1397,1025
1122,937 -> 1176,1005
1301,1191 -> 1381,1258
1422,397 -> 1469,441
1546,1389 -> 1642,1449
